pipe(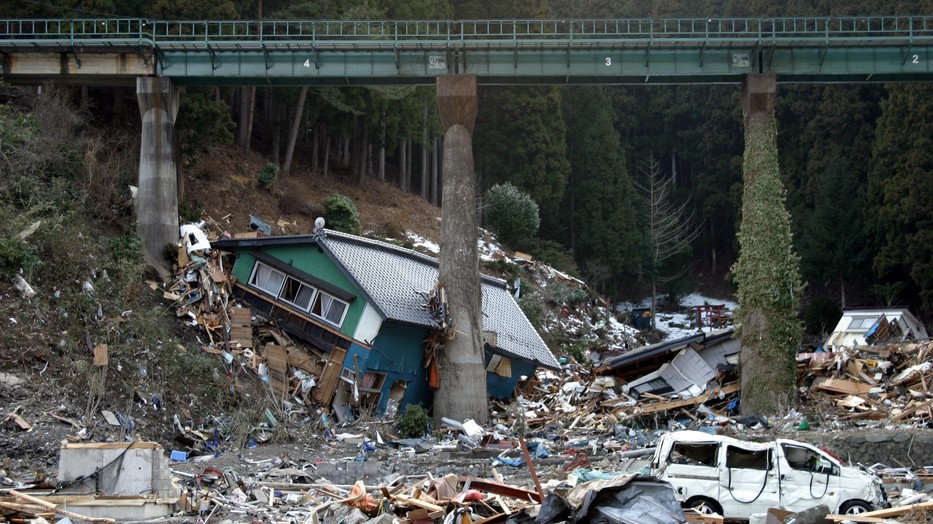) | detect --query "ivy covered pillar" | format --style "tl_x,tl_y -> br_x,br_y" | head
434,75 -> 488,424
137,77 -> 180,280
733,73 -> 804,416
